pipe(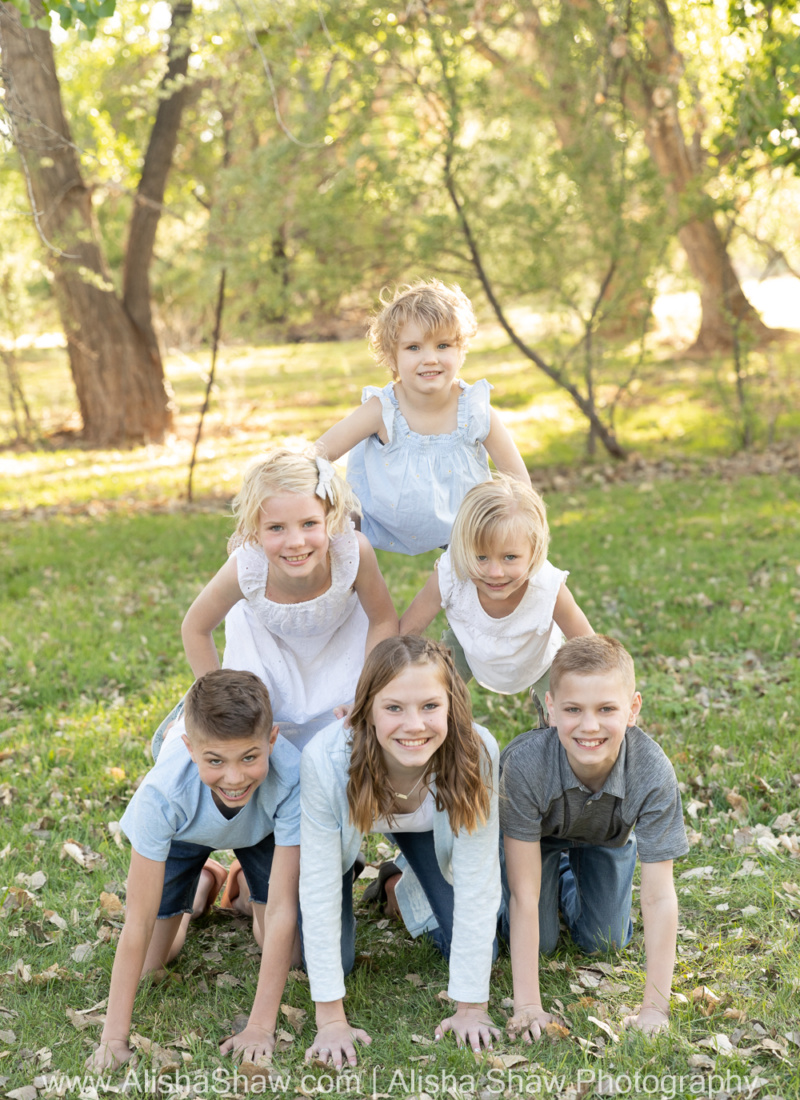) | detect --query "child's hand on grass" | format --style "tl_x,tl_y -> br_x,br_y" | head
305,1019 -> 372,1069
220,1023 -> 275,1062
435,1002 -> 499,1052
622,1005 -> 669,1034
86,1038 -> 134,1071
507,1003 -> 560,1042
